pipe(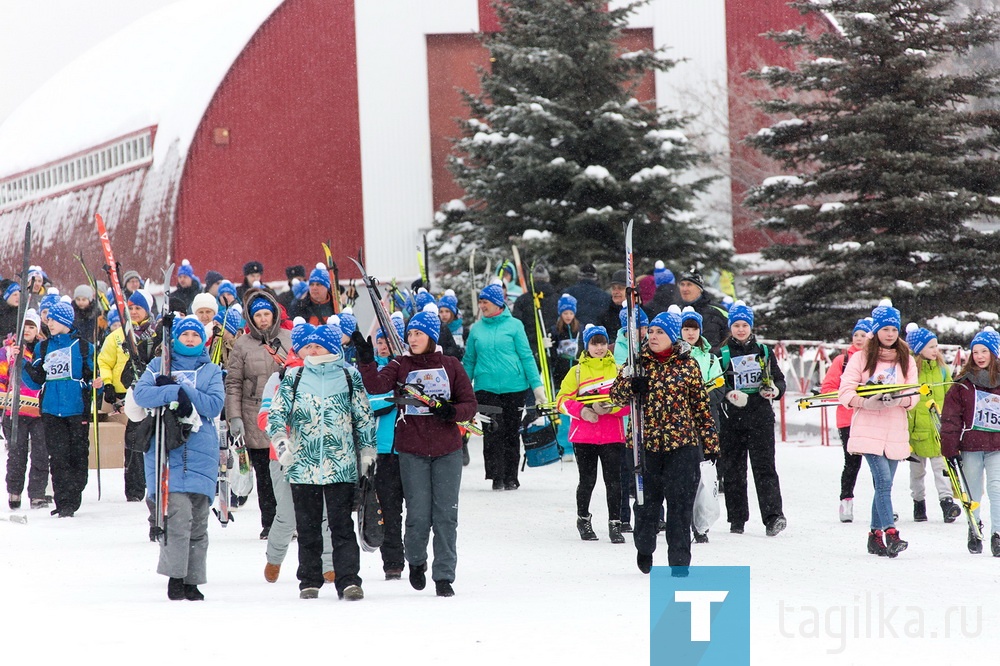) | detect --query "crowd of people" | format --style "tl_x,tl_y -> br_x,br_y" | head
3,256 -> 999,602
